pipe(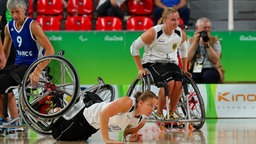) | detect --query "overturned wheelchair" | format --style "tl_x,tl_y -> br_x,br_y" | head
127,72 -> 206,131
12,55 -> 115,135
